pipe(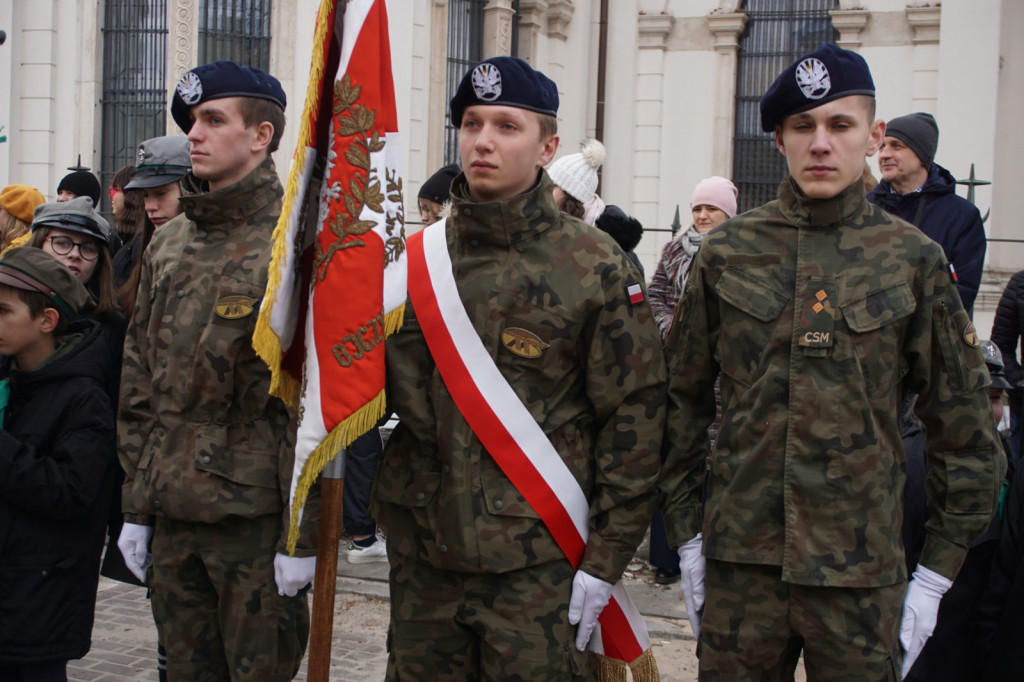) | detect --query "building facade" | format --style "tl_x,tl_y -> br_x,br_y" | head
0,0 -> 1020,329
